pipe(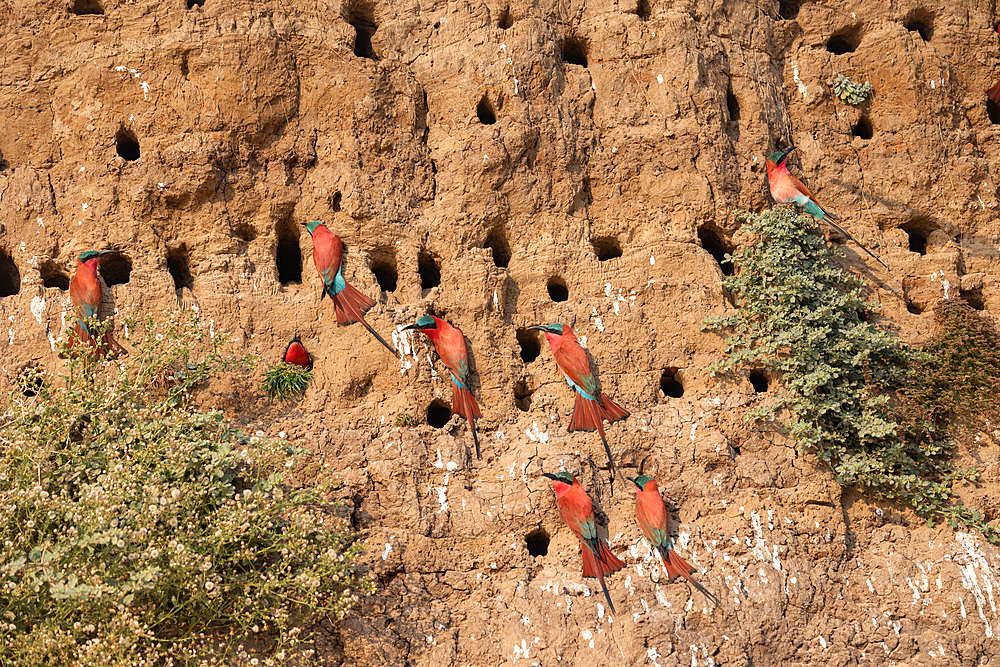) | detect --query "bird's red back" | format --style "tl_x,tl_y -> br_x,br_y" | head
429,317 -> 469,374
548,325 -> 597,395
